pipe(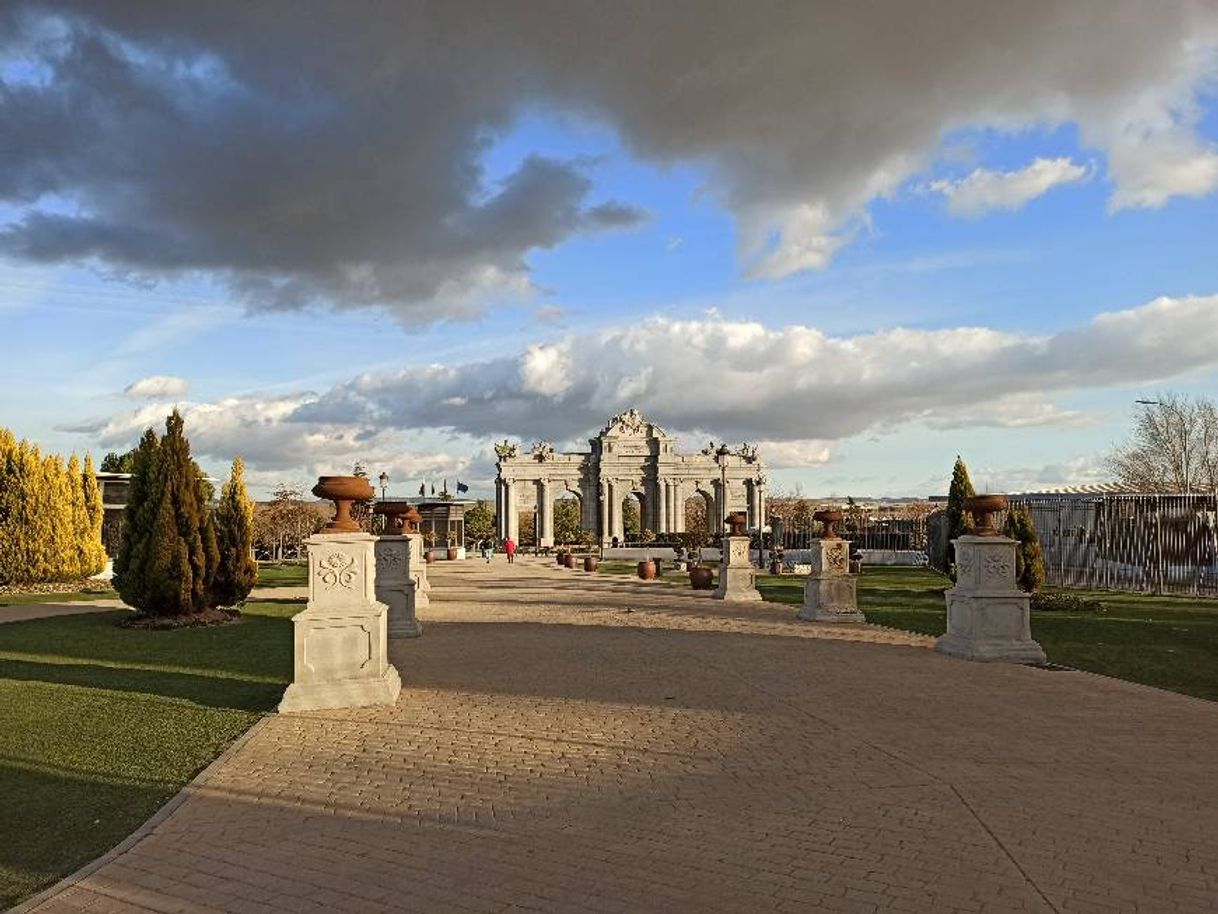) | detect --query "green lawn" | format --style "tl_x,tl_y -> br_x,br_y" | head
0,588 -> 117,607
0,598 -> 300,908
254,562 -> 308,588
758,566 -> 1218,702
